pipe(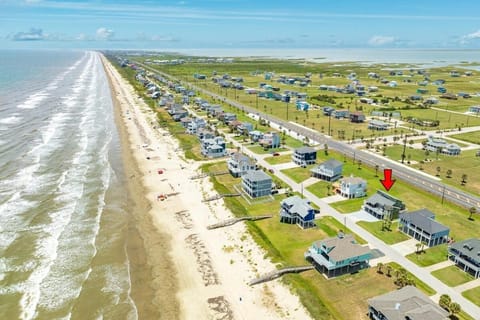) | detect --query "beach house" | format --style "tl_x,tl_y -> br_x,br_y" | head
259,132 -> 281,149
363,190 -> 406,220
367,286 -> 449,320
368,119 -> 389,130
292,147 -> 317,166
339,176 -> 367,199
333,110 -> 349,119
349,111 -> 366,123
305,234 -> 371,277
241,170 -> 272,198
227,152 -> 256,178
279,195 -> 317,229
237,122 -> 254,134
426,136 -> 461,155
398,209 -> 450,247
310,159 -> 343,182
200,136 -> 226,158
186,118 -> 206,134
249,130 -> 264,142
448,239 -> 480,278
469,106 -> 480,114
